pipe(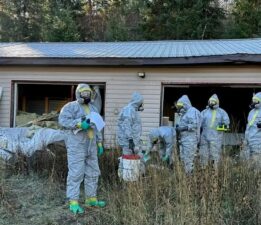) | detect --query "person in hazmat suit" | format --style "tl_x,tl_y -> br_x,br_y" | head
144,126 -> 176,167
243,92 -> 261,167
116,92 -> 144,156
175,95 -> 201,174
199,94 -> 230,168
116,92 -> 144,178
58,83 -> 105,214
